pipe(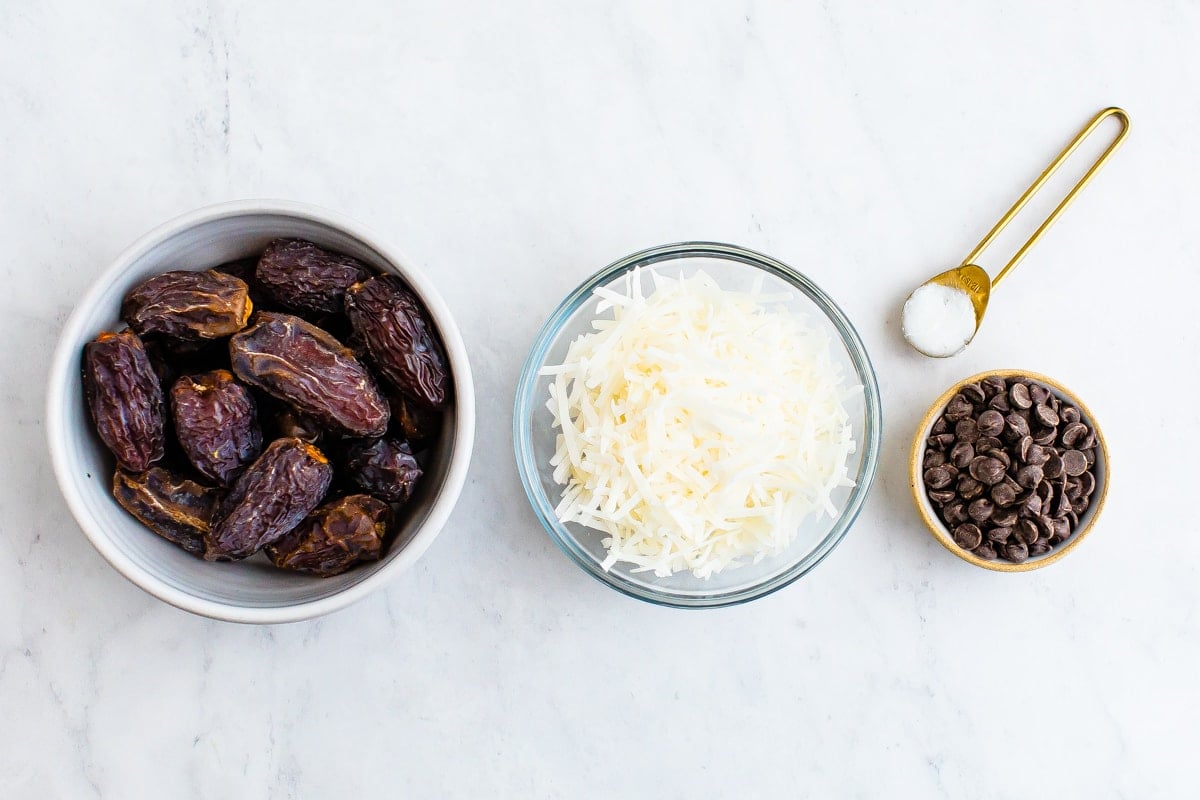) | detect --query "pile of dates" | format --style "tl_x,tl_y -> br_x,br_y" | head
83,239 -> 449,577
